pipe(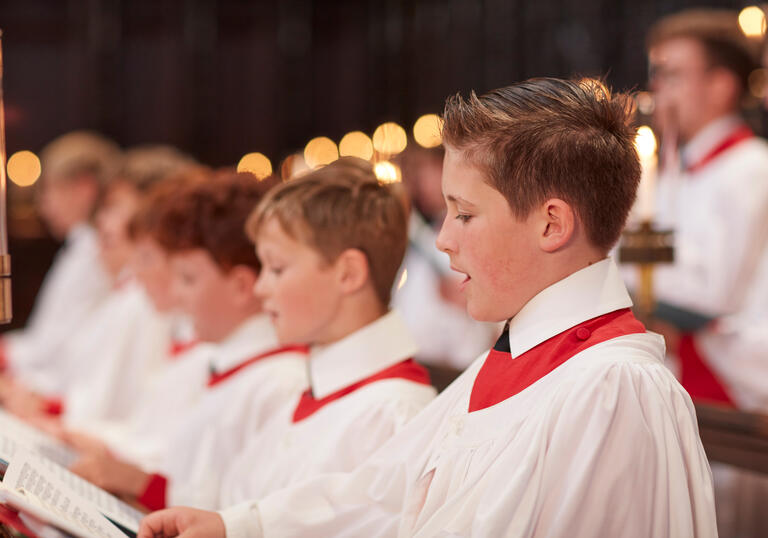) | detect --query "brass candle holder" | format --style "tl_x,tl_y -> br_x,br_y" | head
618,220 -> 674,321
